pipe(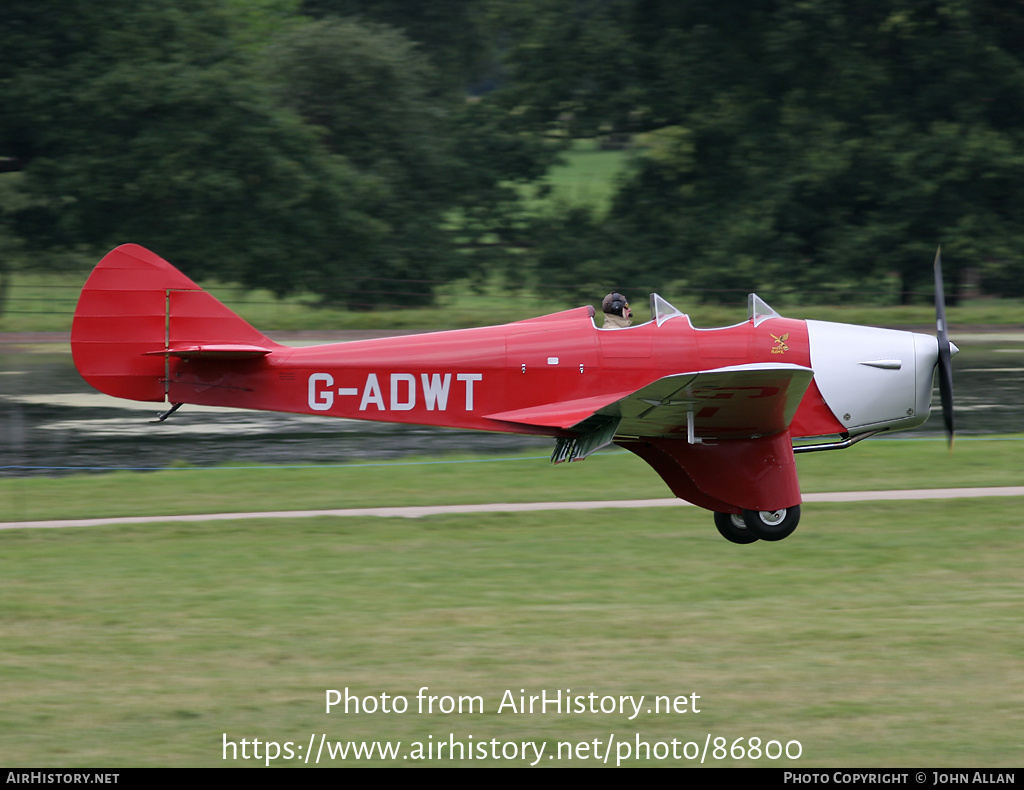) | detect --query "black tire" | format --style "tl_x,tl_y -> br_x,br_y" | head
714,511 -> 761,544
742,505 -> 800,541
